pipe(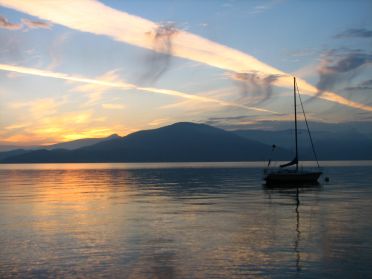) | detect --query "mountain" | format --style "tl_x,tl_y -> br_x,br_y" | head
0,122 -> 289,163
0,134 -> 121,153
2,122 -> 370,163
45,133 -> 121,150
217,120 -> 372,137
305,138 -> 372,160
0,144 -> 38,152
0,149 -> 29,161
234,129 -> 372,160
